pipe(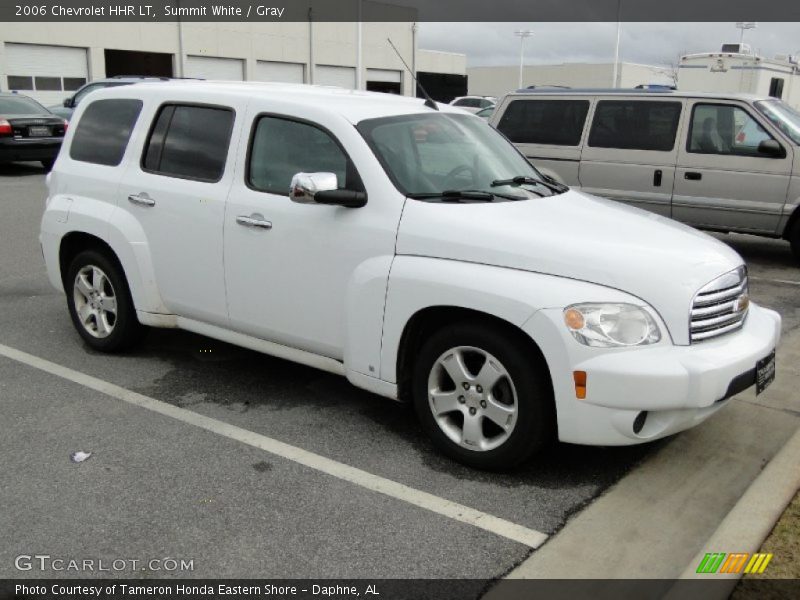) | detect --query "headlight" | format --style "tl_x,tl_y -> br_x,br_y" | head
563,303 -> 661,347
